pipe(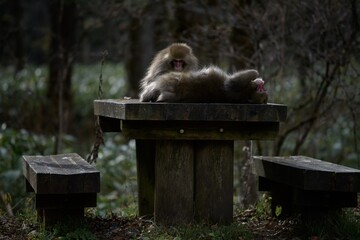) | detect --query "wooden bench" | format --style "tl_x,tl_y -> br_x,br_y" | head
254,156 -> 360,220
94,99 -> 287,225
23,153 -> 100,226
